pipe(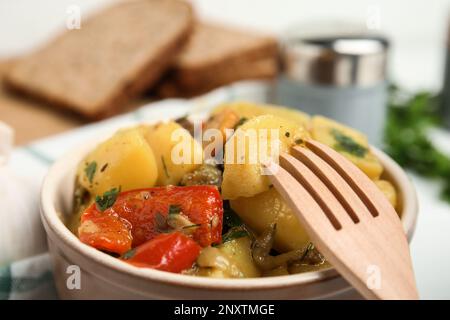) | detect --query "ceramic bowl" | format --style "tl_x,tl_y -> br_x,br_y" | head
40,134 -> 418,299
